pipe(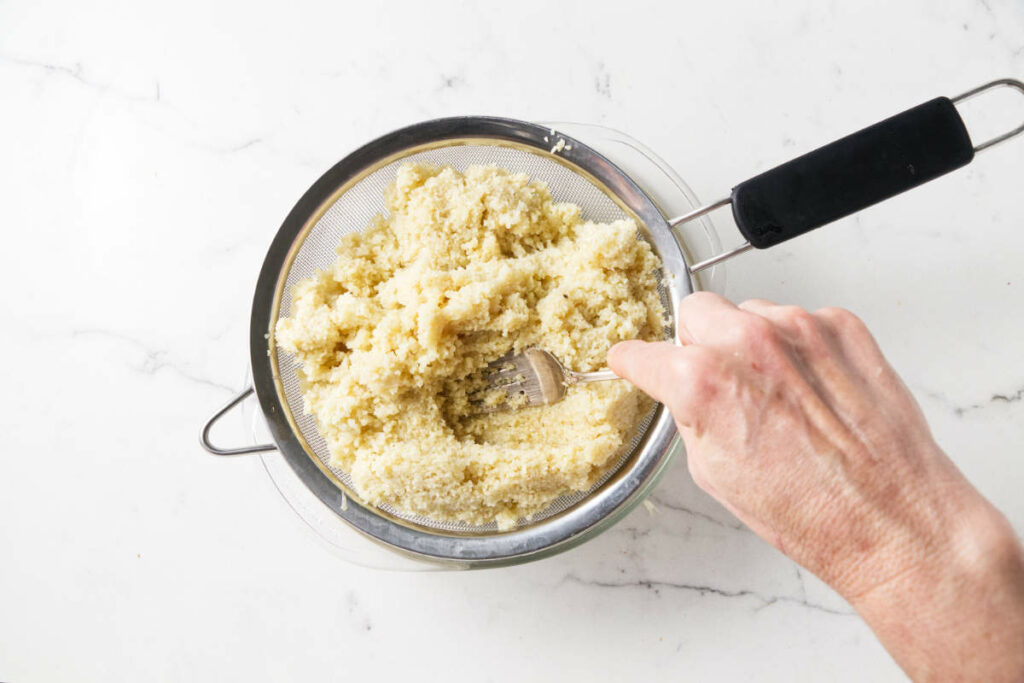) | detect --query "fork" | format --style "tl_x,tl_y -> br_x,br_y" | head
473,348 -> 621,411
